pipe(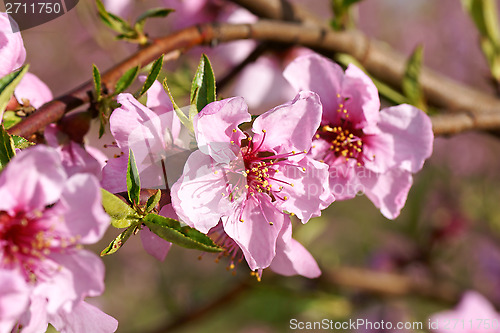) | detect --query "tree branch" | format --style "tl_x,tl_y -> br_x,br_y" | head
9,20 -> 500,138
